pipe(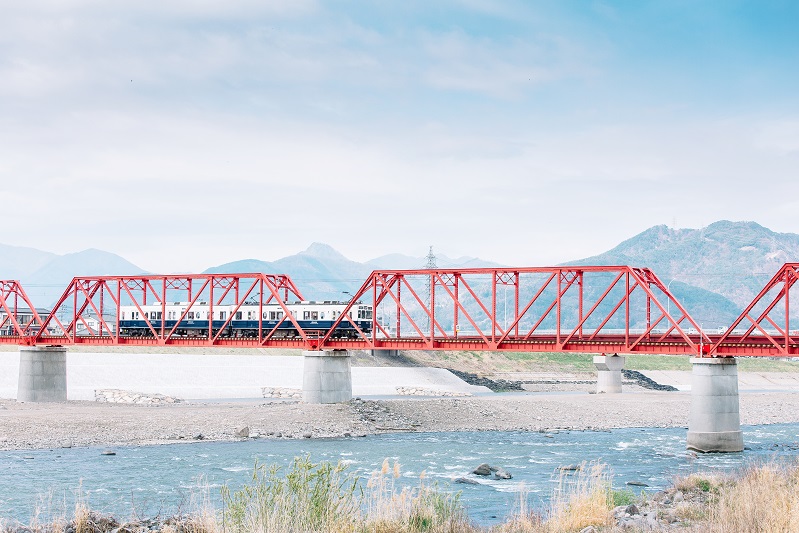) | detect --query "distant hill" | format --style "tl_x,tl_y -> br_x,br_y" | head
22,249 -> 148,307
3,222 -> 797,324
367,252 -> 502,270
205,244 -> 503,301
566,220 -> 799,326
205,243 -> 373,301
0,243 -> 57,280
